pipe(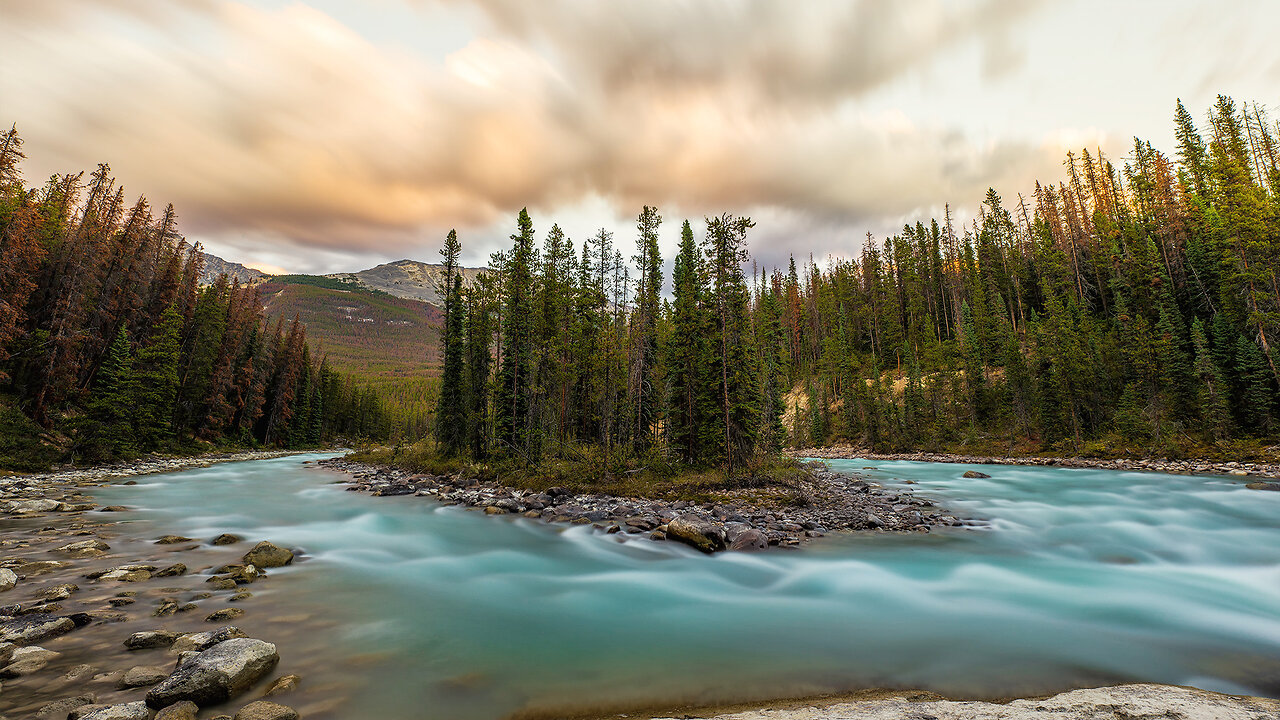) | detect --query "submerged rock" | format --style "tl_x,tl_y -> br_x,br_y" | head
35,694 -> 97,719
0,613 -> 76,644
124,630 -> 182,650
1245,481 -> 1280,491
146,638 -> 279,708
962,470 -> 991,478
727,528 -> 769,552
263,674 -> 301,697
212,533 -> 243,545
55,539 -> 111,557
234,700 -> 299,720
